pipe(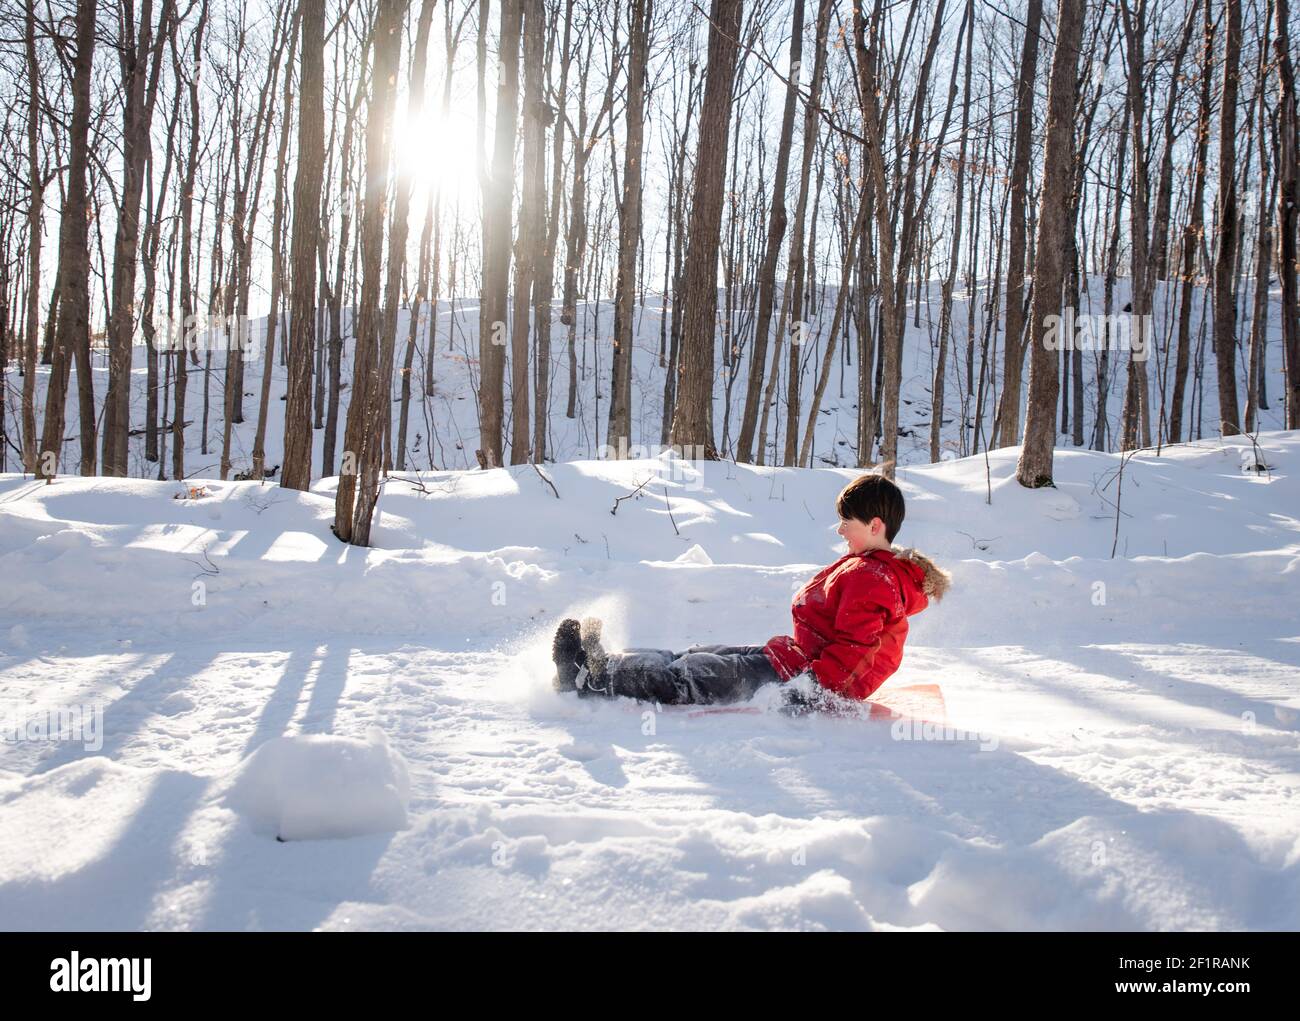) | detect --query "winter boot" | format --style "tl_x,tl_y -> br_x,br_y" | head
572,616 -> 616,697
552,618 -> 584,692
575,617 -> 613,696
